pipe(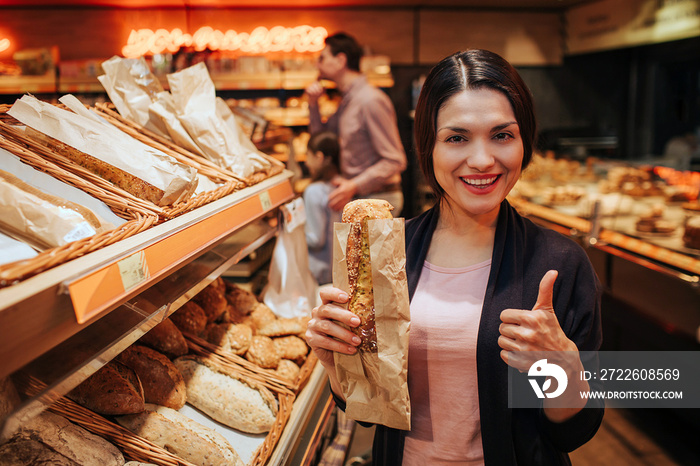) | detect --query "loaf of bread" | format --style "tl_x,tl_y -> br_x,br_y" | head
0,411 -> 125,466
115,404 -> 244,466
68,360 -> 144,415
137,317 -> 188,358
169,301 -> 208,336
173,355 -> 278,434
203,322 -> 252,355
0,169 -> 114,250
192,283 -> 228,323
115,345 -> 186,410
341,199 -> 394,352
